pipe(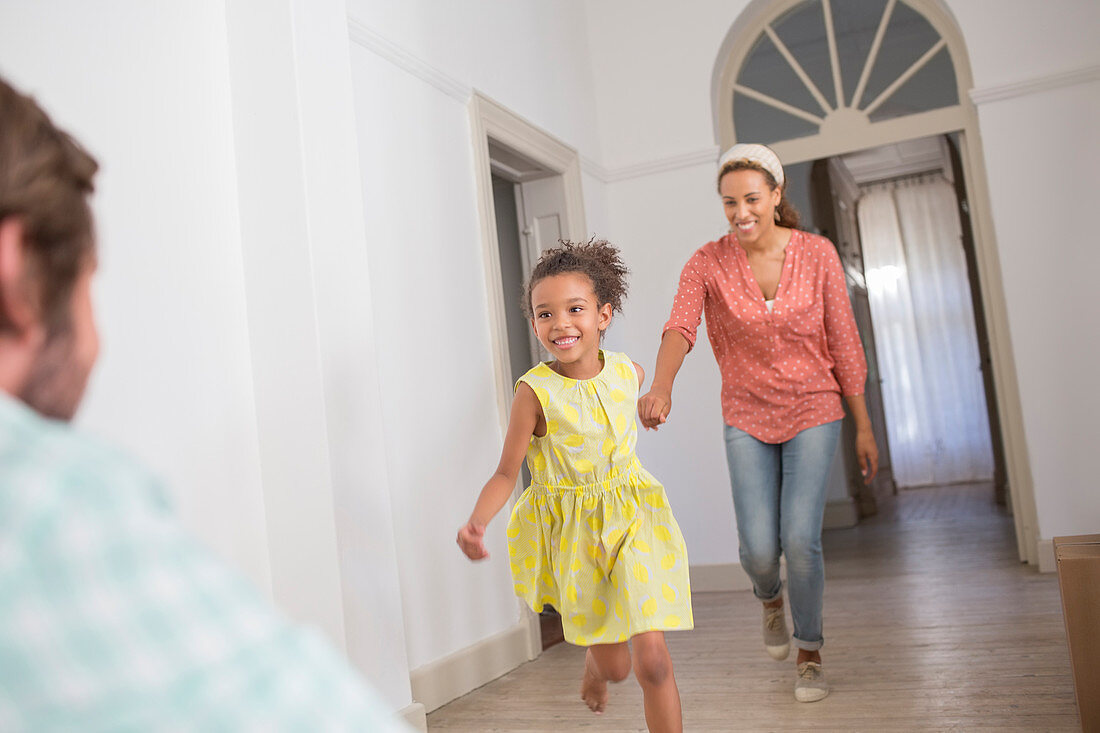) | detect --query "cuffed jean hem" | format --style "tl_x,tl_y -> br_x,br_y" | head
793,636 -> 824,652
753,583 -> 783,603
